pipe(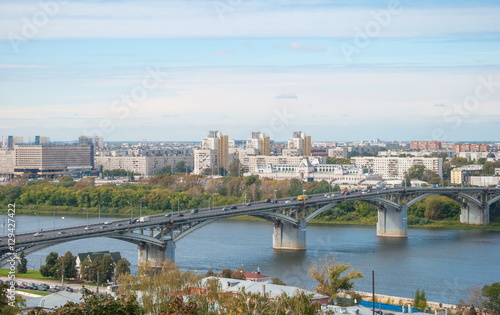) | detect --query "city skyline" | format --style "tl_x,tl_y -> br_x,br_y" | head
1,0 -> 500,142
